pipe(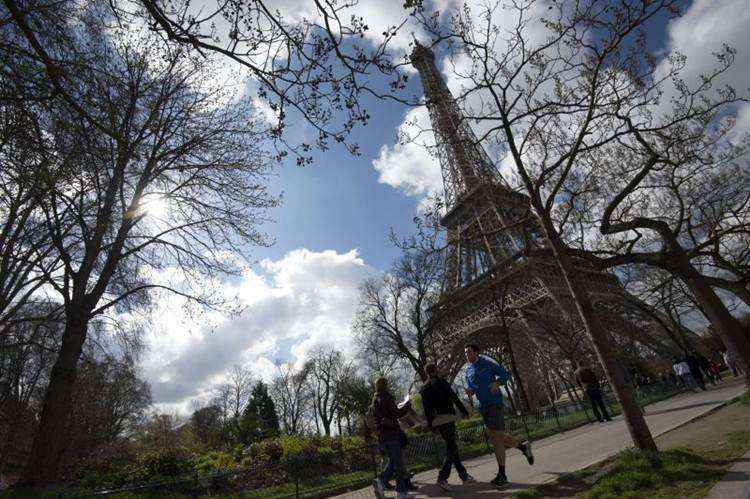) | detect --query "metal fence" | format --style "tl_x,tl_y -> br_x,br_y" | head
70,381 -> 684,498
